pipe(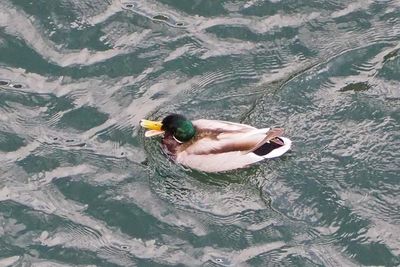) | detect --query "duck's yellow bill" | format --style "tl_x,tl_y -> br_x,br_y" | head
140,119 -> 164,137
